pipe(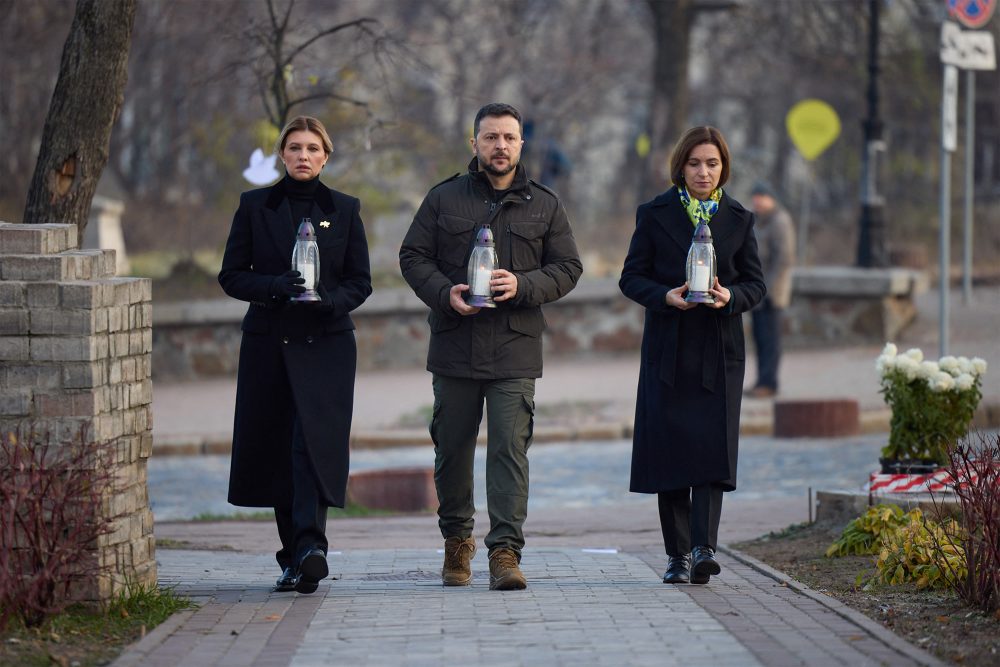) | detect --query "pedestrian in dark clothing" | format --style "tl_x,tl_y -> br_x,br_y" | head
619,126 -> 765,585
399,102 -> 582,590
747,182 -> 795,398
219,116 -> 372,594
